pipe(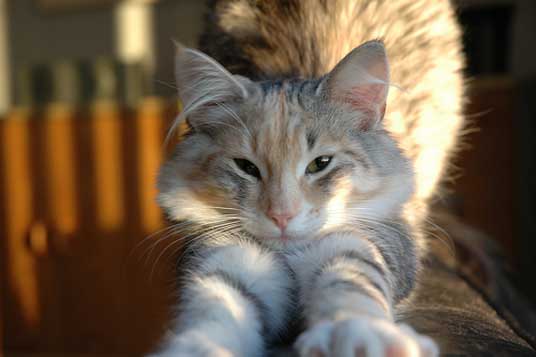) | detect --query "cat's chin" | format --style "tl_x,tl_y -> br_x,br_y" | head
243,223 -> 322,247
254,232 -> 313,249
